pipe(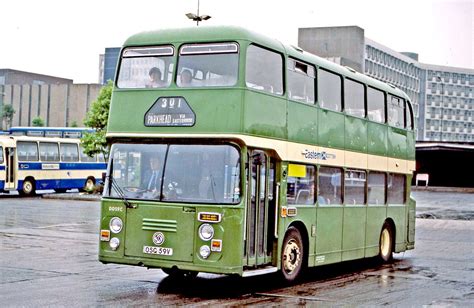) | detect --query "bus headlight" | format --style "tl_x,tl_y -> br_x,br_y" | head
199,245 -> 211,259
109,237 -> 120,250
110,217 -> 123,234
198,223 -> 214,241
